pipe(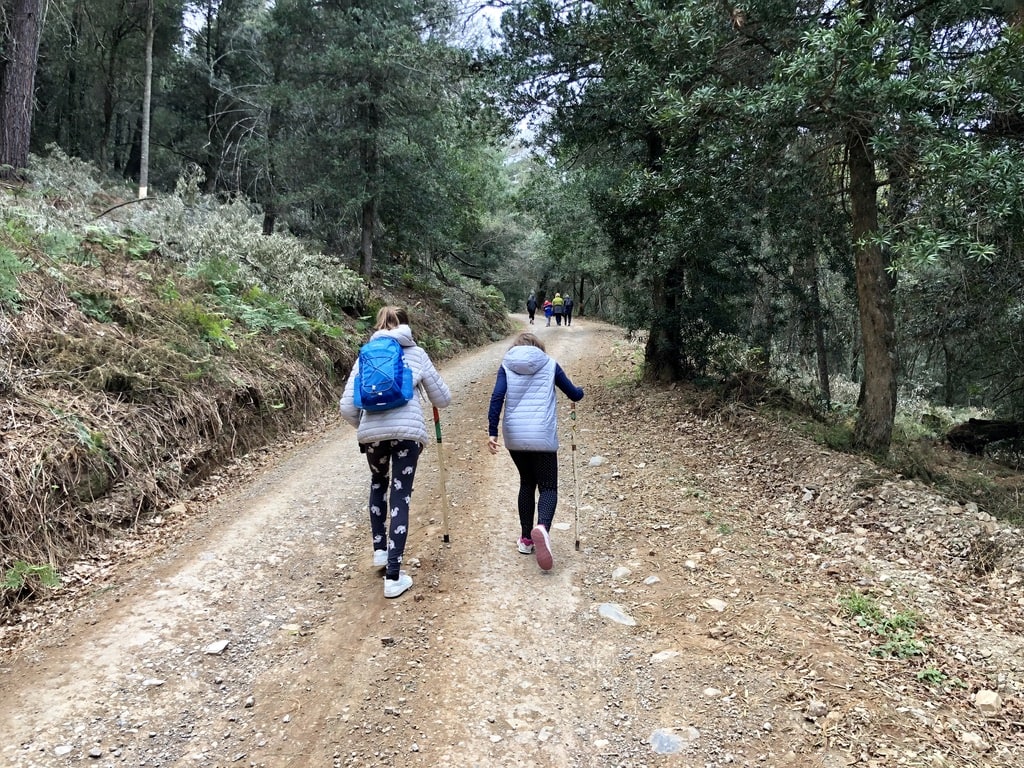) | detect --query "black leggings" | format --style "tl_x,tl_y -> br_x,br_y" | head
509,450 -> 558,538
